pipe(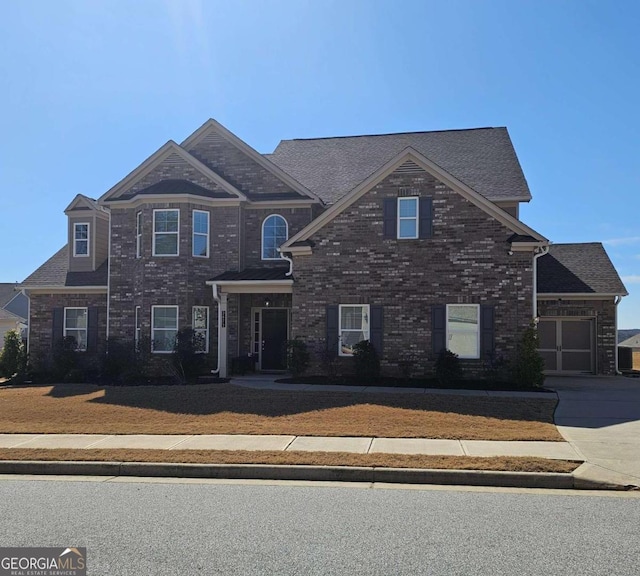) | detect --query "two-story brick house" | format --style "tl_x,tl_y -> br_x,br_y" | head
22,119 -> 627,377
